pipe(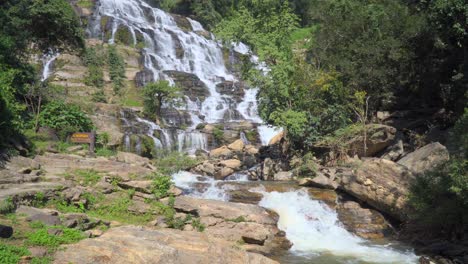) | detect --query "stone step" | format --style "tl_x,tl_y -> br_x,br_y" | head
0,182 -> 61,201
